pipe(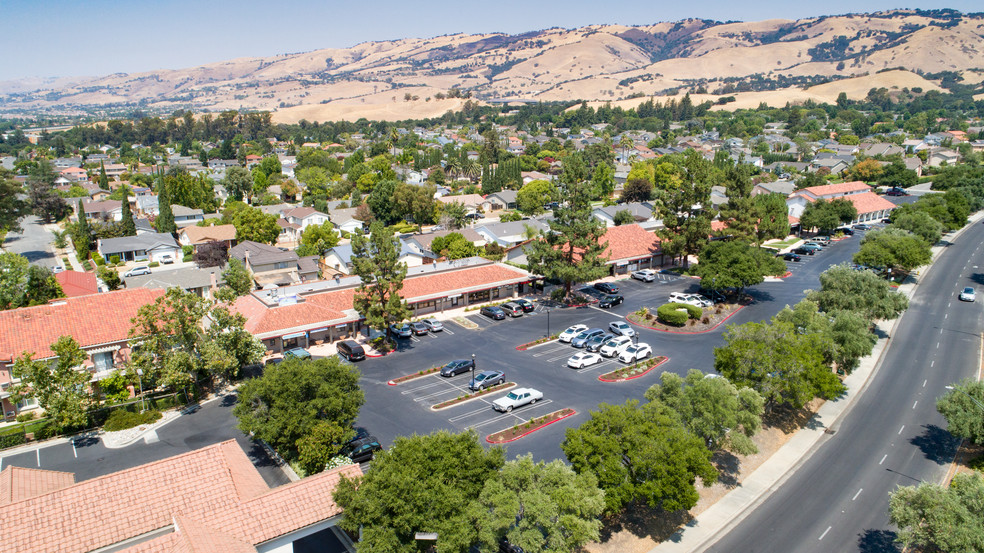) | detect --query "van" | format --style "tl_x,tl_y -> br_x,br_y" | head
337,340 -> 365,362
500,302 -> 524,317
